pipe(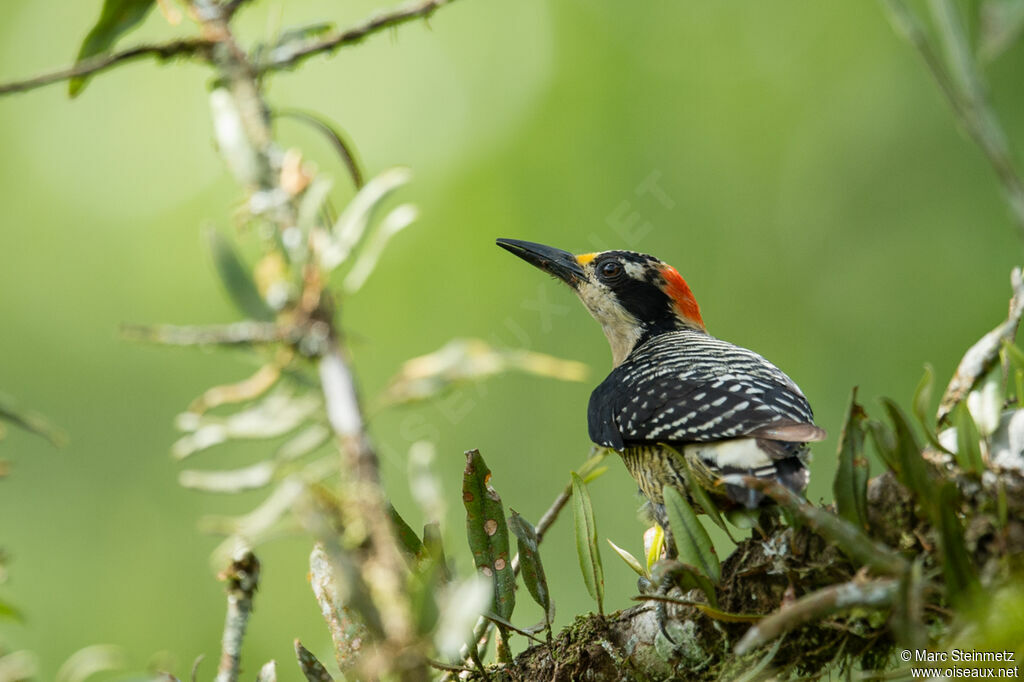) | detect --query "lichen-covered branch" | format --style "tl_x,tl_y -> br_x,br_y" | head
734,577 -> 899,655
0,39 -> 212,96
257,0 -> 460,73
215,549 -> 260,682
